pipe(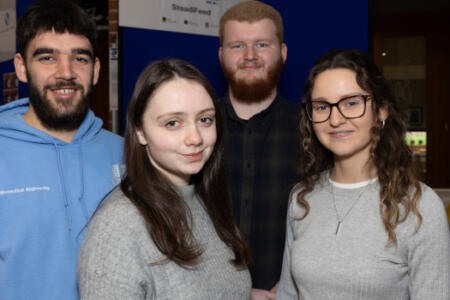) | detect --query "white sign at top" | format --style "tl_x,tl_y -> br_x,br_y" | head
119,0 -> 244,37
